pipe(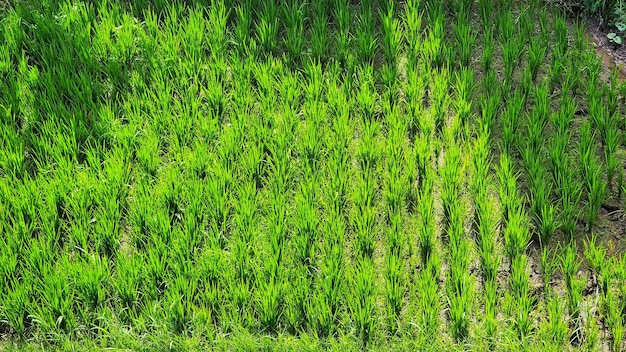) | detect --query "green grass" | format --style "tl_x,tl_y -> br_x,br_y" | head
1,0 -> 625,351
